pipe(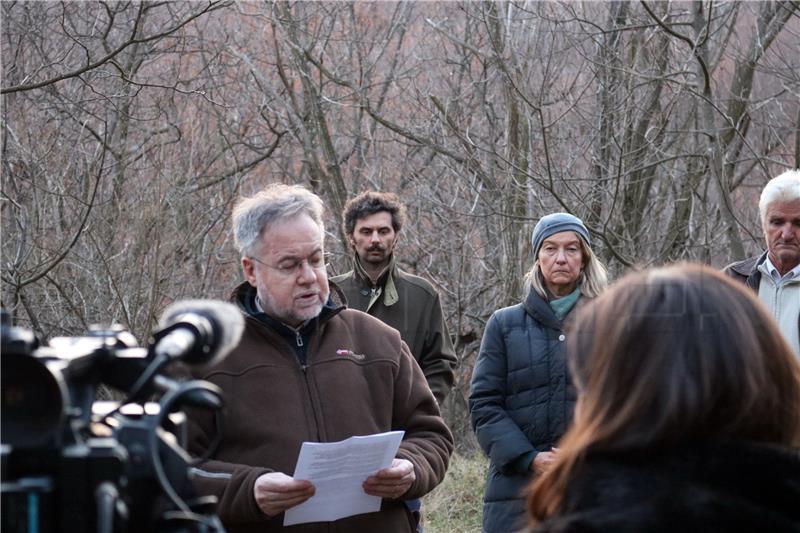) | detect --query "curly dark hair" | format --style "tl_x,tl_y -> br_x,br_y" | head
342,191 -> 406,236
